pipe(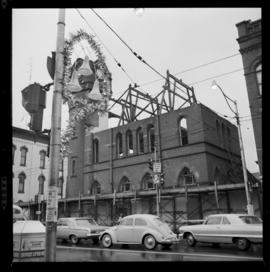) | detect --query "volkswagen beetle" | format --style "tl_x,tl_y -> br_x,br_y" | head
100,214 -> 179,250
